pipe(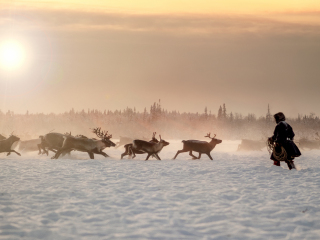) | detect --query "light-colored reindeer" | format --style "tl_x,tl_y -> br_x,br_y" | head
173,133 -> 222,160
